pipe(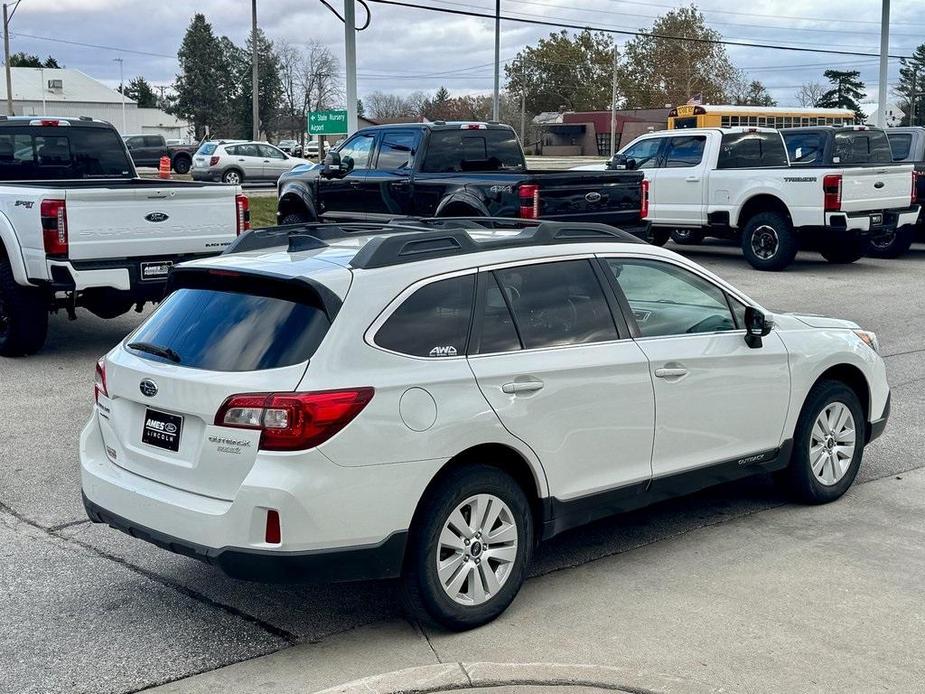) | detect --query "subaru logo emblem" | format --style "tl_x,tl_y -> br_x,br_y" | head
139,379 -> 158,397
145,212 -> 169,223
585,191 -> 603,203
